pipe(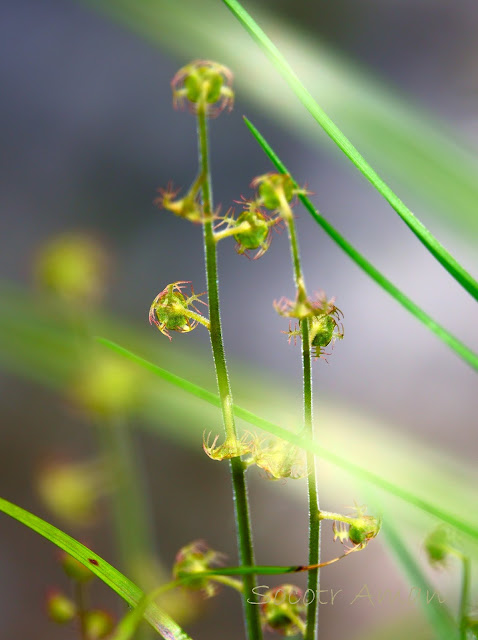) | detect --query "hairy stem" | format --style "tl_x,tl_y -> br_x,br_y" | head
197,106 -> 262,640
284,200 -> 320,640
